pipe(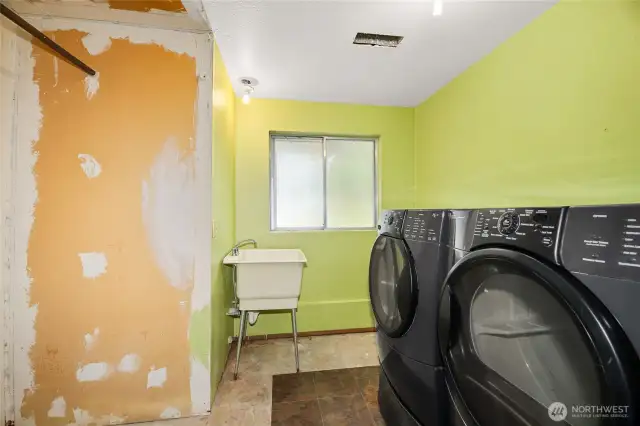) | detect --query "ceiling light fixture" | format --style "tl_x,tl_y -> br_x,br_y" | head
433,0 -> 443,16
239,77 -> 258,105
